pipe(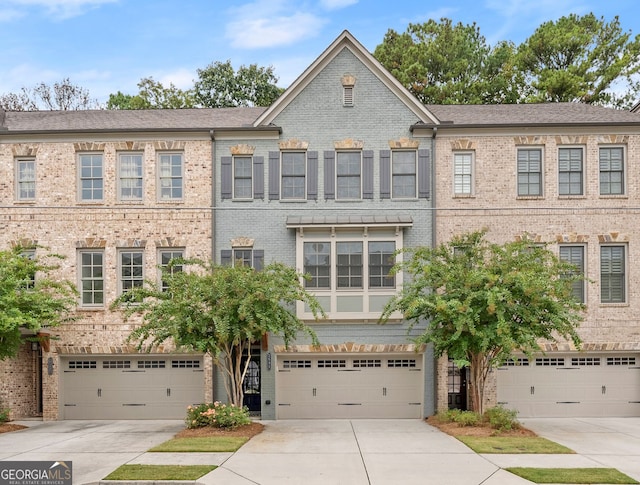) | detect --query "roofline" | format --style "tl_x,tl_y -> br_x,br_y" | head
0,126 -> 281,136
411,121 -> 640,131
